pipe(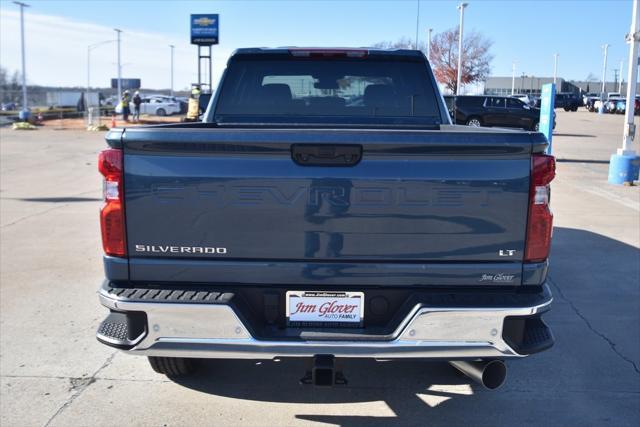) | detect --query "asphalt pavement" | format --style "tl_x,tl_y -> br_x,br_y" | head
1,110 -> 638,426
